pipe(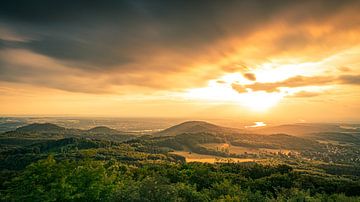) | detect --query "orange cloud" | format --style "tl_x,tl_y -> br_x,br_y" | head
289,91 -> 322,98
232,74 -> 360,93
243,73 -> 256,81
